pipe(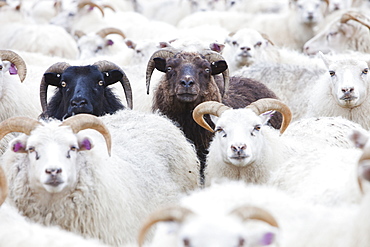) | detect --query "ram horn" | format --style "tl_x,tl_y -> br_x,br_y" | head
138,206 -> 195,247
40,62 -> 71,116
246,98 -> 292,134
0,166 -> 7,206
145,48 -> 176,94
0,116 -> 42,142
192,101 -> 231,132
74,30 -> 86,39
0,50 -> 27,82
77,0 -> 105,17
60,114 -> 112,156
96,27 -> 126,39
340,11 -> 370,29
101,4 -> 115,12
93,60 -> 133,109
229,205 -> 279,228
201,50 -> 230,95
